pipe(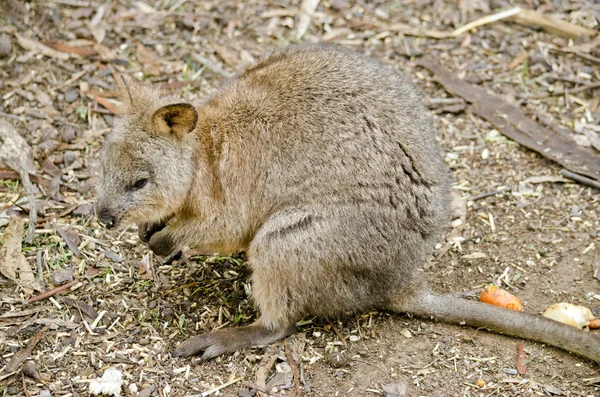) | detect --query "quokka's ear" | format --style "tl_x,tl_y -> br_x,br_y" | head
150,103 -> 198,138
